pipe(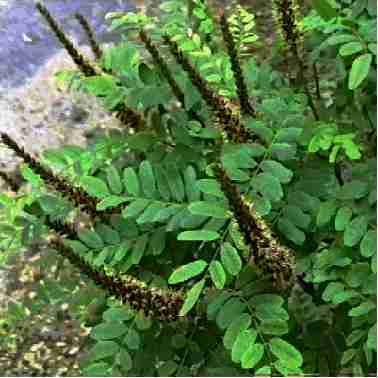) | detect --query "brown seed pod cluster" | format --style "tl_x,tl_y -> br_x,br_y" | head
164,36 -> 254,144
140,30 -> 205,127
213,164 -> 295,291
74,13 -> 103,60
49,234 -> 184,321
219,11 -> 256,117
0,133 -> 112,220
35,2 -> 98,77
